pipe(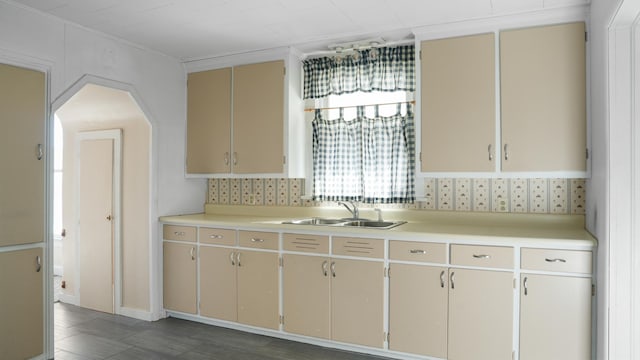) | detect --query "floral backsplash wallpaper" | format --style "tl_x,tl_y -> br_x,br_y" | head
208,178 -> 586,215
